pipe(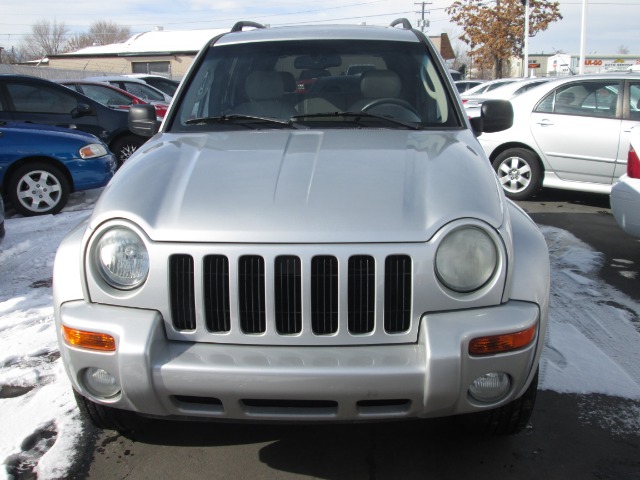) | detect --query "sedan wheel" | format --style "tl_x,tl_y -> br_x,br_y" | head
492,148 -> 542,201
9,163 -> 70,216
